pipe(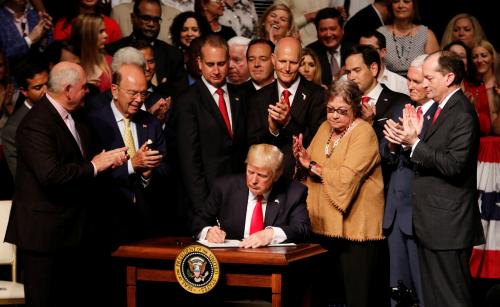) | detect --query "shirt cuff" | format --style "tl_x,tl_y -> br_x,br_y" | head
141,174 -> 151,188
269,127 -> 279,137
197,226 -> 212,240
24,36 -> 32,48
410,139 -> 420,157
90,161 -> 97,176
127,160 -> 135,175
268,226 -> 287,244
